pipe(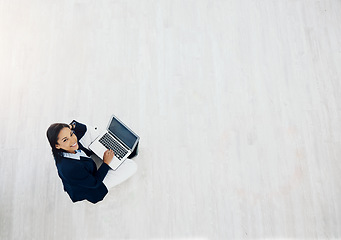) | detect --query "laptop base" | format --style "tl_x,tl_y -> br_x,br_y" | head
128,142 -> 139,159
